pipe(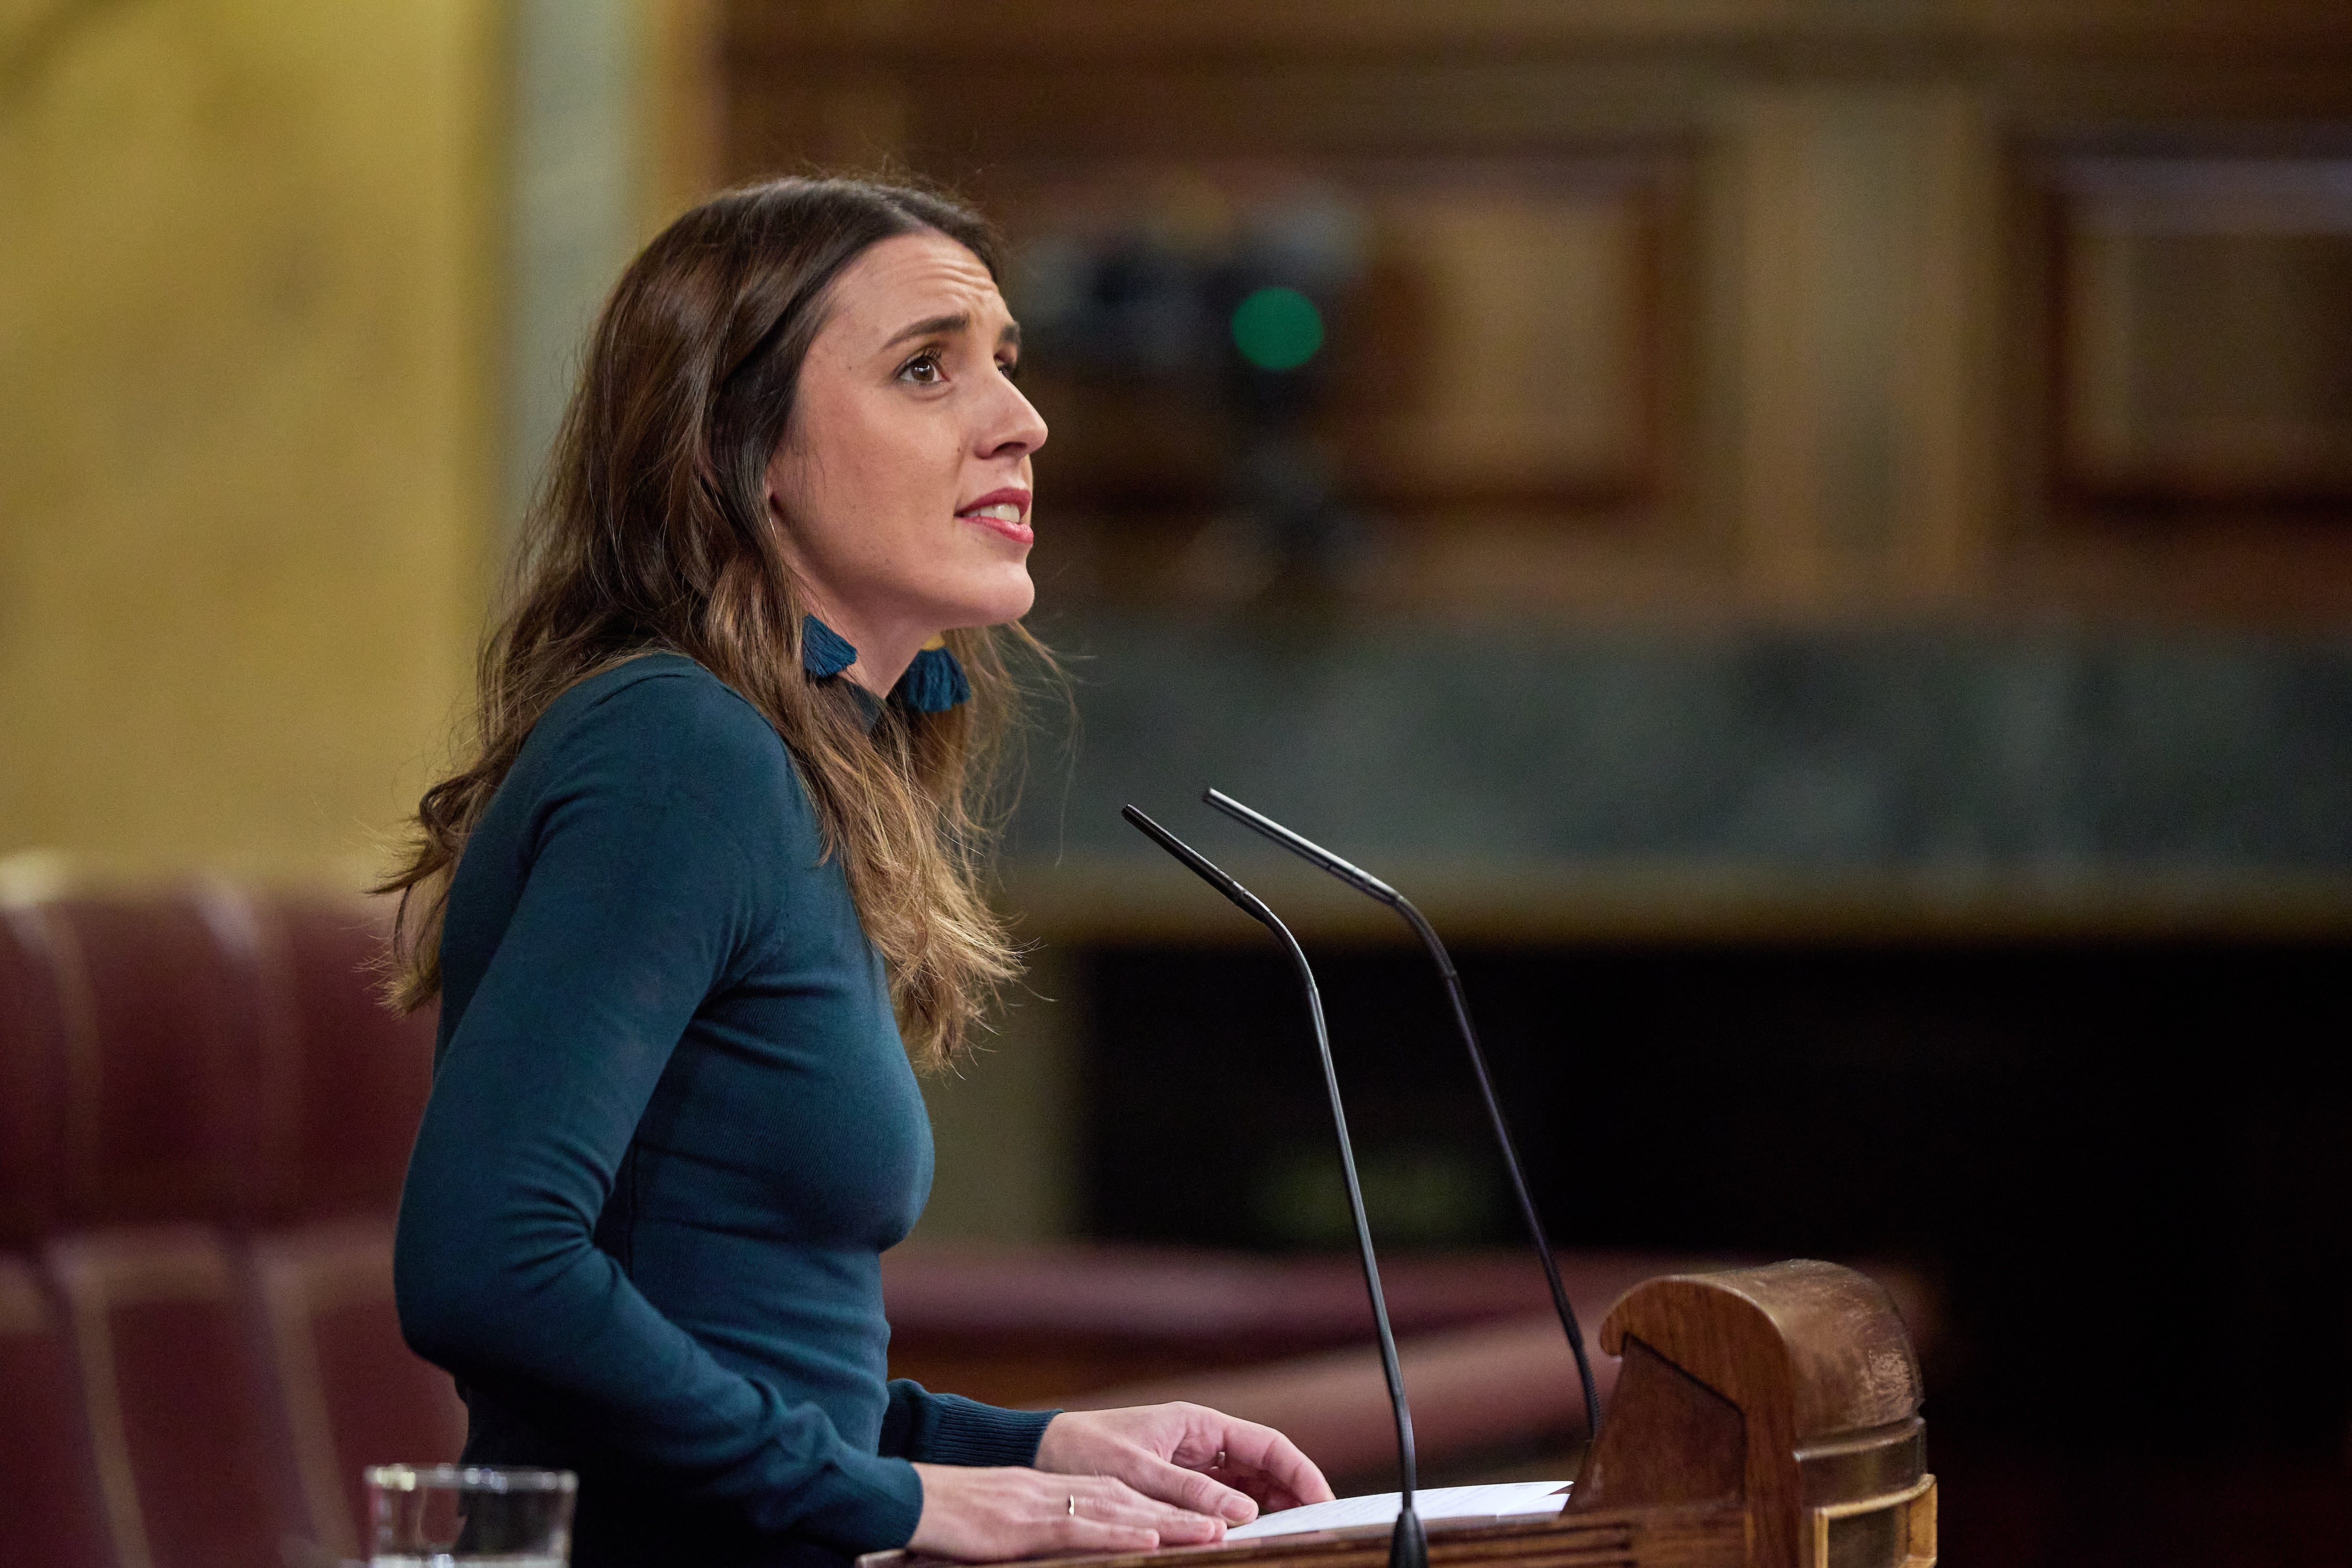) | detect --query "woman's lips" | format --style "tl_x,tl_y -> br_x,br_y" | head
965,511 -> 1034,545
957,491 -> 1033,544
